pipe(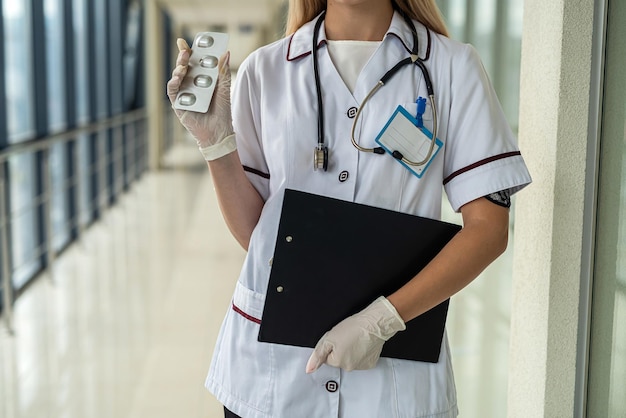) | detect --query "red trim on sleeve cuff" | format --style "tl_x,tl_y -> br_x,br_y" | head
243,165 -> 270,179
443,151 -> 521,185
